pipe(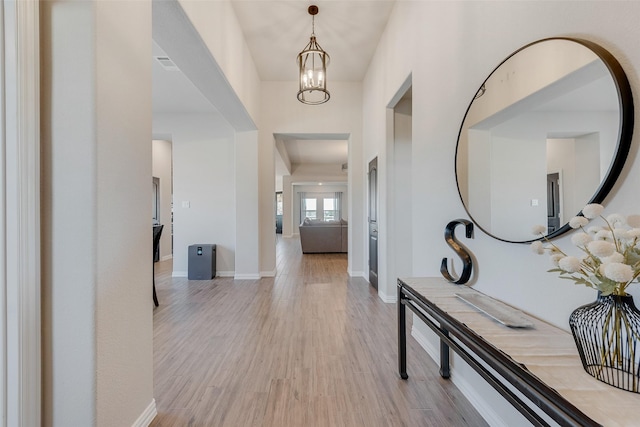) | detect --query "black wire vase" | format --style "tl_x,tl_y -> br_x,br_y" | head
569,293 -> 640,393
